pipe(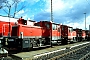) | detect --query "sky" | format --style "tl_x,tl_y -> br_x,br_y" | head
0,0 -> 90,30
